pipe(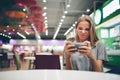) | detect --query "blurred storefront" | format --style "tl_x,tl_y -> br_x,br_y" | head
94,0 -> 120,67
